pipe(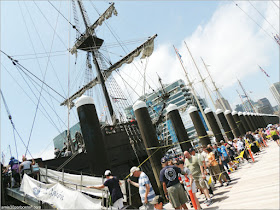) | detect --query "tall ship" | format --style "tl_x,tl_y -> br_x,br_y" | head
1,1 -> 177,208
2,1 -> 279,209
